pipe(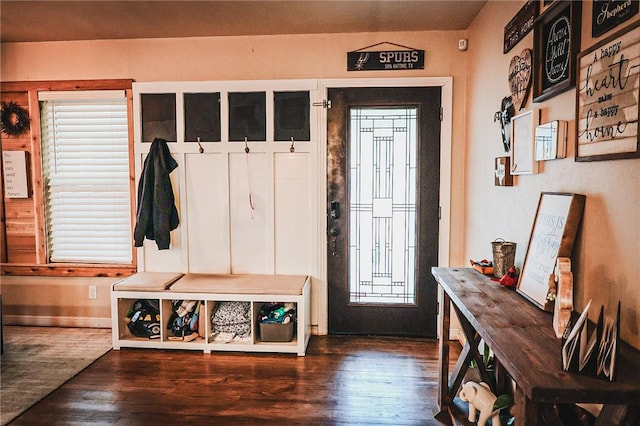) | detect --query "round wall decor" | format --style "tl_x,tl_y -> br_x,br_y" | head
1,101 -> 31,136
